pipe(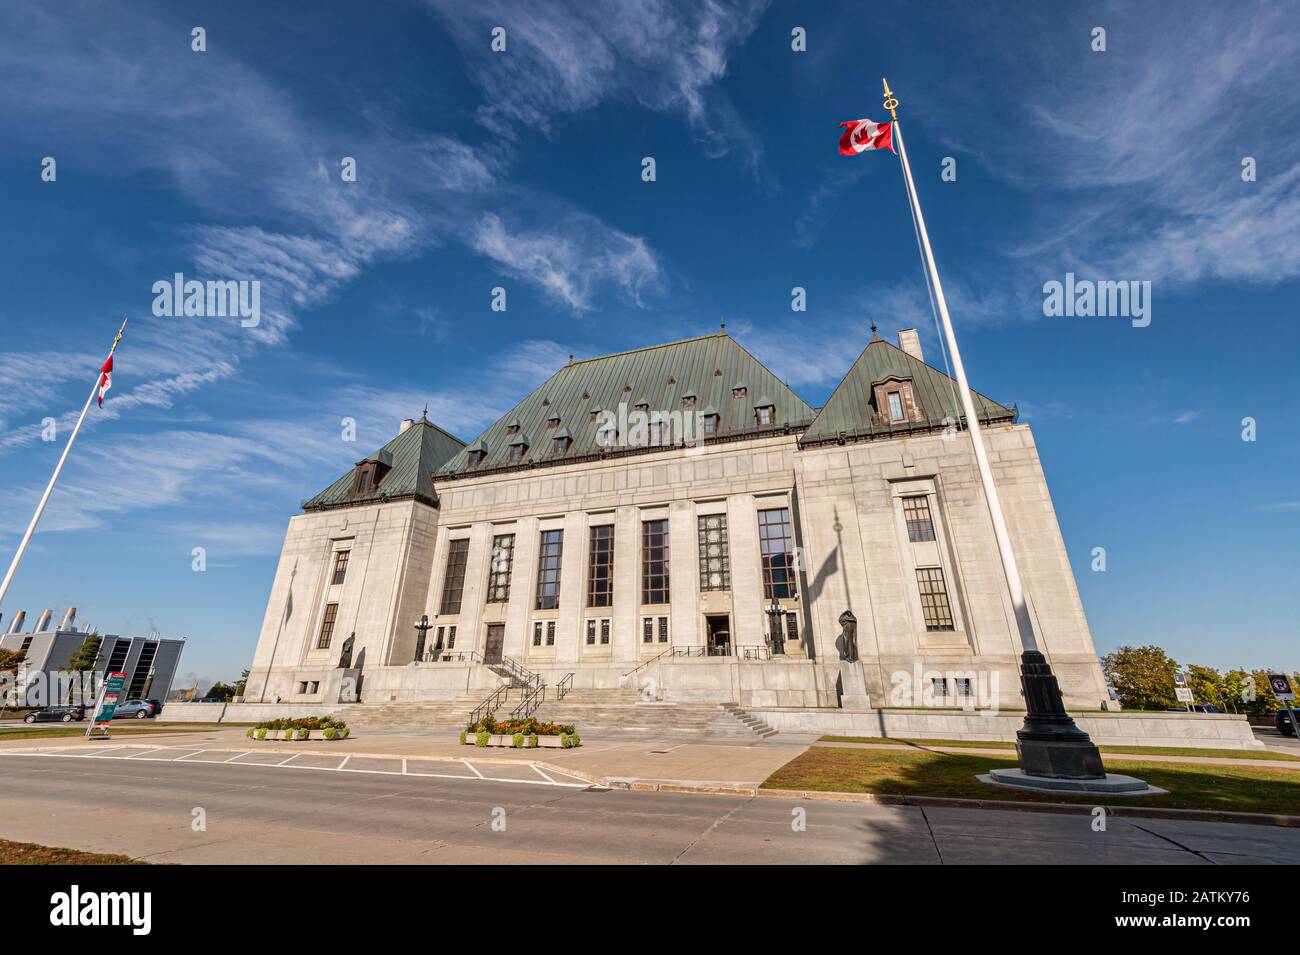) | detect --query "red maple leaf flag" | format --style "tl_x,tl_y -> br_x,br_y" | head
838,118 -> 894,155
97,355 -> 113,407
